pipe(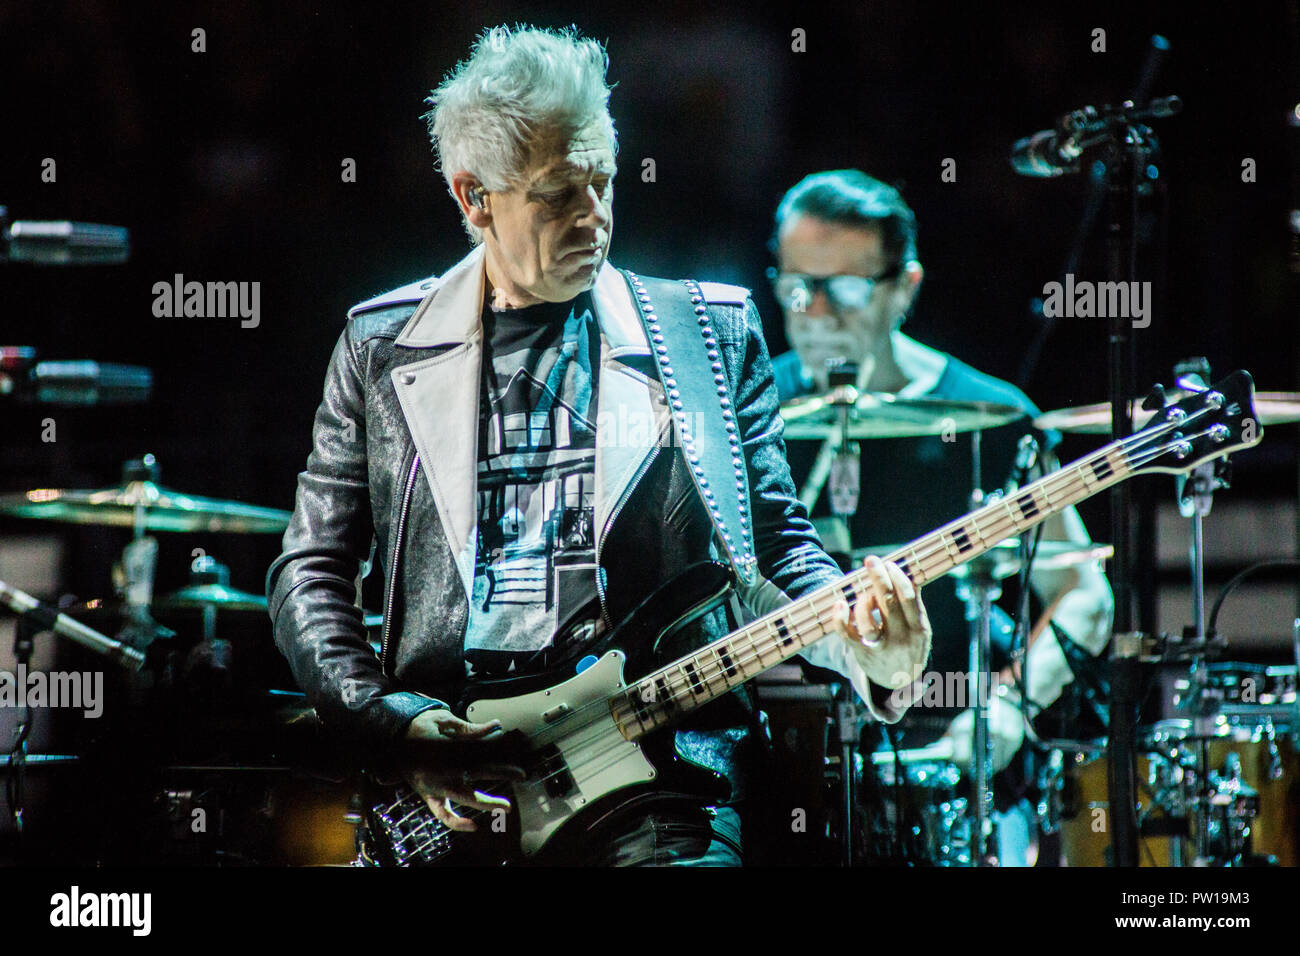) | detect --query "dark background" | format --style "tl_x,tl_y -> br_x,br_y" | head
0,0 -> 1297,623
